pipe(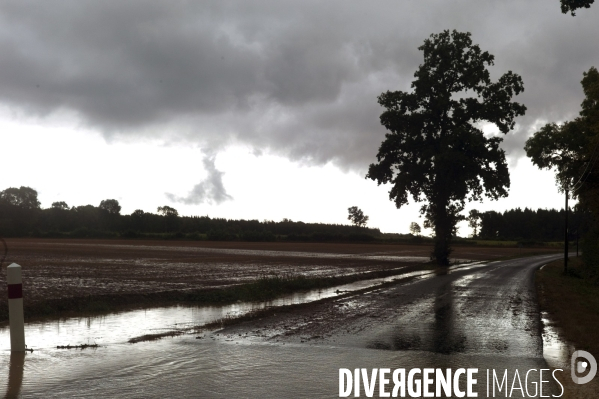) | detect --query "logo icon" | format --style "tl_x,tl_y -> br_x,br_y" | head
571,350 -> 597,384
